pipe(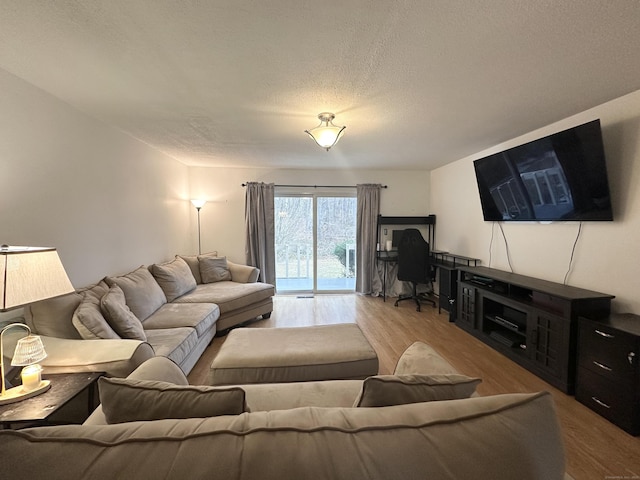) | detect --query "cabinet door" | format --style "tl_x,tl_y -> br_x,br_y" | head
438,267 -> 457,319
529,309 -> 568,381
457,283 -> 476,330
